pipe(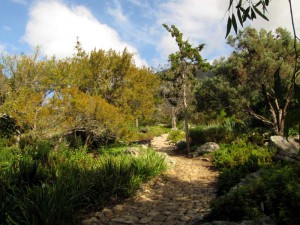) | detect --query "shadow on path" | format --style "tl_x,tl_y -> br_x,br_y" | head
81,134 -> 219,225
